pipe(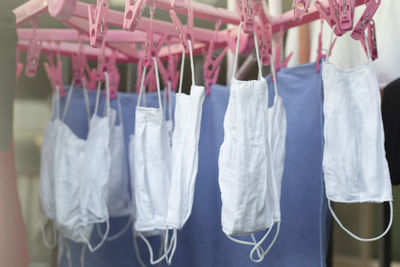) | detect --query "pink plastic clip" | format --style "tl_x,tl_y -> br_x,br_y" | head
16,47 -> 24,82
96,37 -> 107,82
25,18 -> 42,78
360,19 -> 378,60
104,50 -> 120,99
157,37 -> 179,92
203,20 -> 228,95
338,0 -> 355,31
123,0 -> 146,31
351,0 -> 381,40
293,0 -> 312,22
315,0 -> 345,36
169,6 -> 194,52
88,0 -> 109,48
235,0 -> 255,33
255,22 -> 272,66
44,46 -> 65,97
